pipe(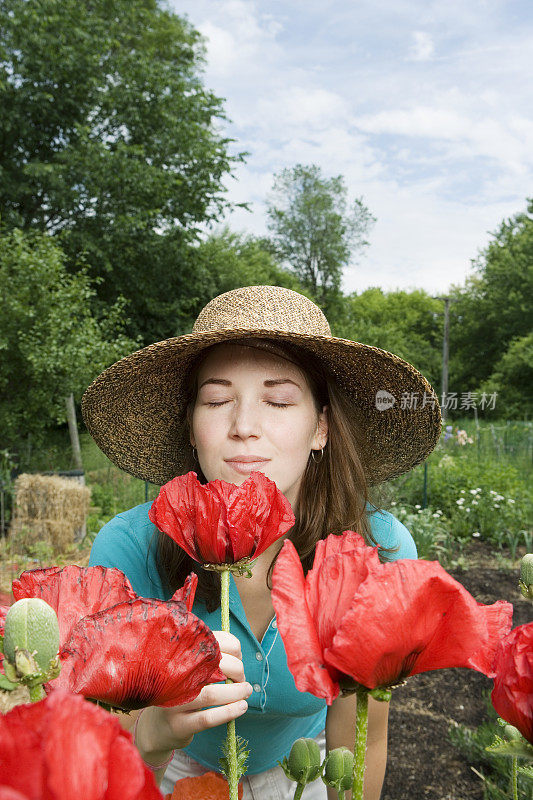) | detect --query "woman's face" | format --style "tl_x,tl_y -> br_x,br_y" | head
190,344 -> 328,508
